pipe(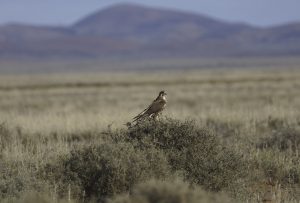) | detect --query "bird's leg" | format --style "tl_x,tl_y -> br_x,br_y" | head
152,113 -> 159,121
